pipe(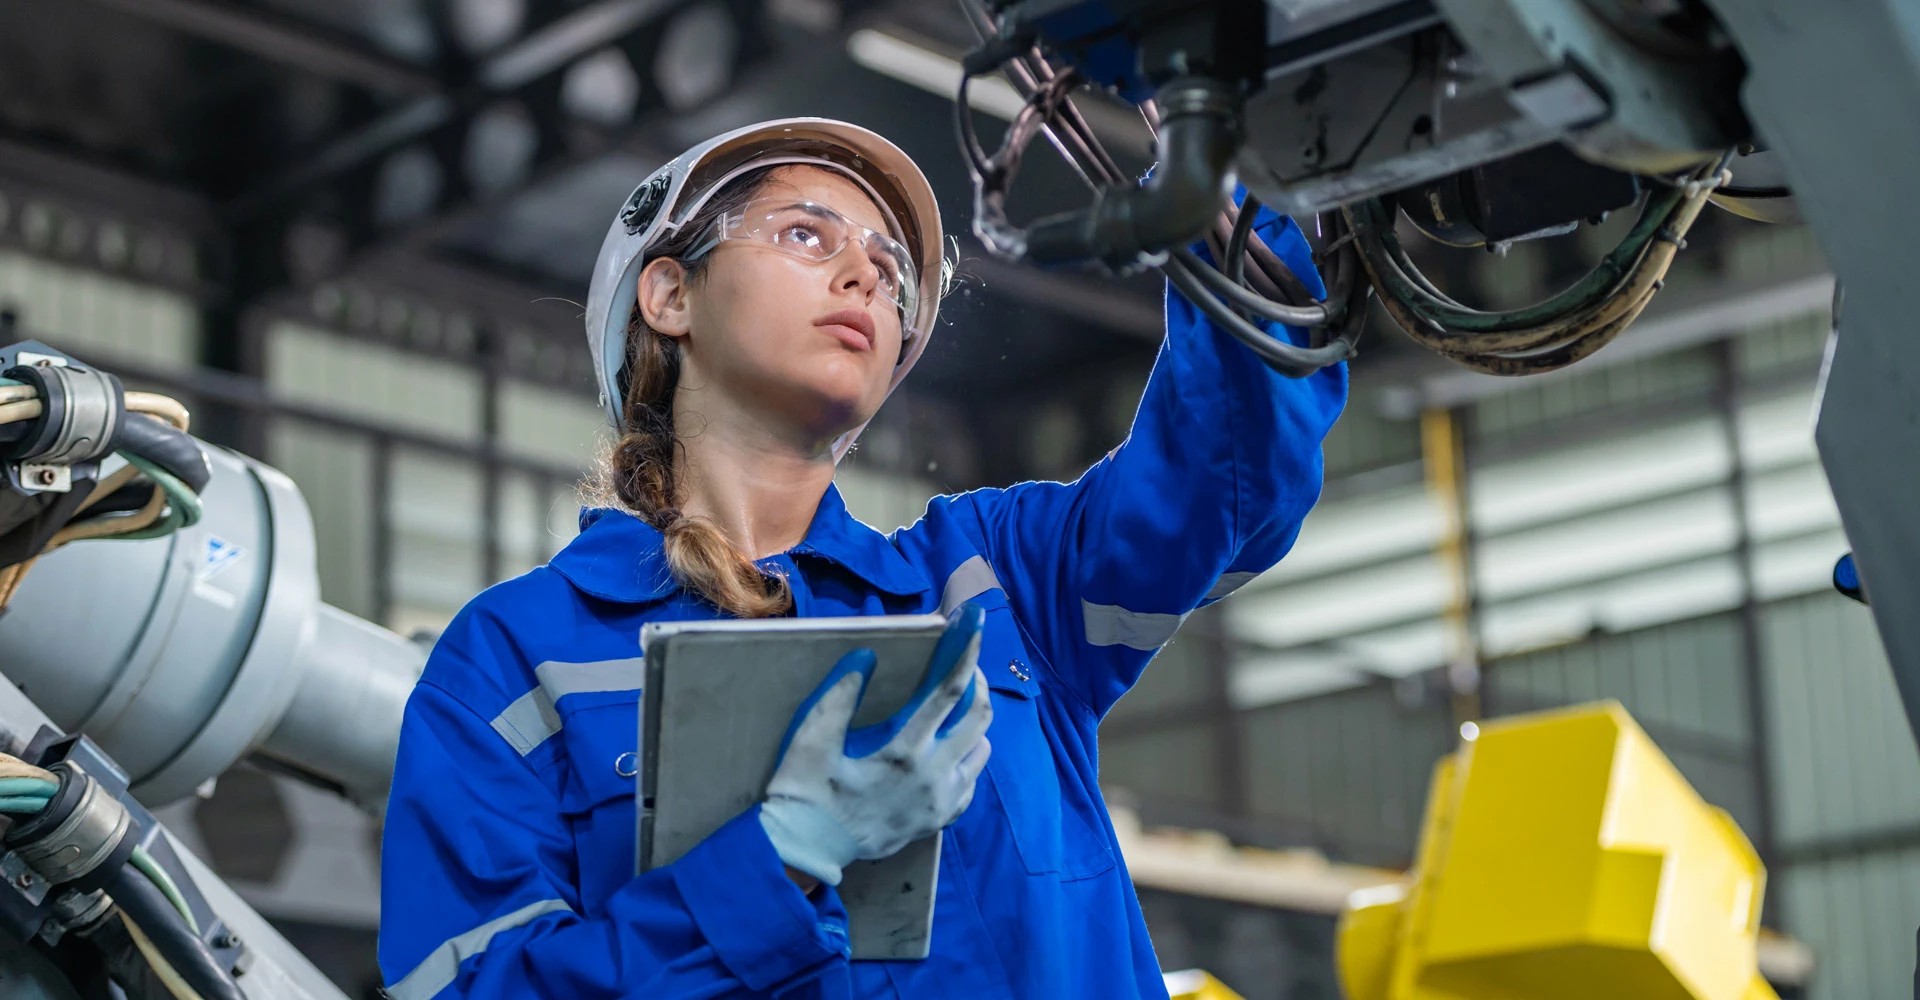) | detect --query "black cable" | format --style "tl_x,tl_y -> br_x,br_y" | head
1163,256 -> 1351,377
1225,196 -> 1257,290
954,74 -> 994,181
1170,248 -> 1334,327
69,484 -> 154,518
113,414 -> 210,493
106,862 -> 245,1000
